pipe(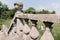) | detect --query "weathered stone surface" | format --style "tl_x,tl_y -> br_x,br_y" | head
14,1 -> 23,6
16,19 -> 24,31
17,32 -> 24,40
23,24 -> 30,34
15,18 -> 24,38
30,38 -> 34,40
15,11 -> 23,15
1,24 -> 8,36
16,19 -> 24,40
23,34 -> 31,40
14,1 -> 23,11
40,27 -> 54,40
0,31 -> 6,40
7,27 -> 23,40
30,26 -> 39,39
18,14 -> 60,23
16,28 -> 24,40
8,12 -> 23,34
7,33 -> 19,40
8,27 -> 16,36
6,18 -> 24,40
